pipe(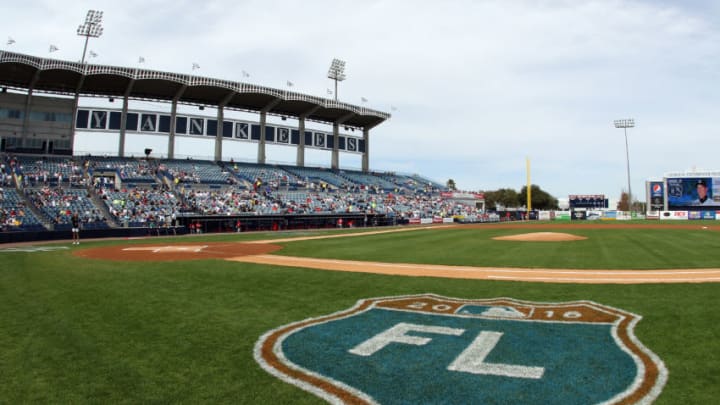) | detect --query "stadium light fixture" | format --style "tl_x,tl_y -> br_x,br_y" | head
614,118 -> 635,208
77,9 -> 104,64
327,58 -> 346,101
